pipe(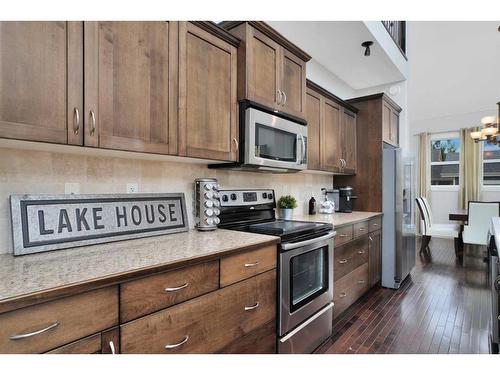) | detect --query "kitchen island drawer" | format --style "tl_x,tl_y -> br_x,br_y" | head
333,263 -> 369,318
369,217 -> 382,232
353,221 -> 369,238
120,260 -> 219,322
334,237 -> 369,281
0,286 -> 118,354
120,269 -> 276,353
220,244 -> 277,287
334,225 -> 353,246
